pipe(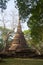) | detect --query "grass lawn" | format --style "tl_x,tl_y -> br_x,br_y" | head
0,58 -> 43,65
